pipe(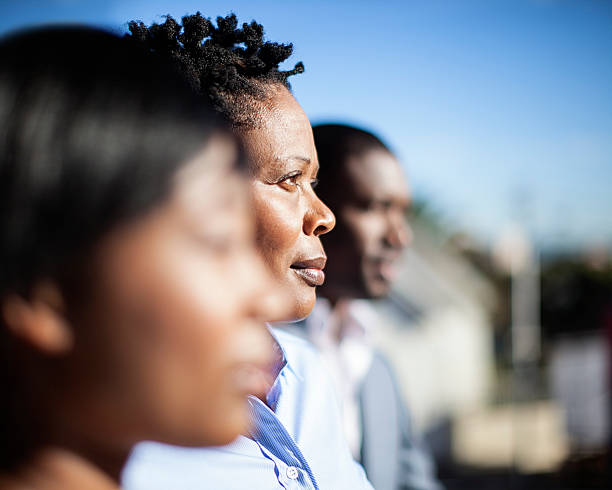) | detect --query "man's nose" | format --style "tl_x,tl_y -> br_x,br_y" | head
385,212 -> 412,250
